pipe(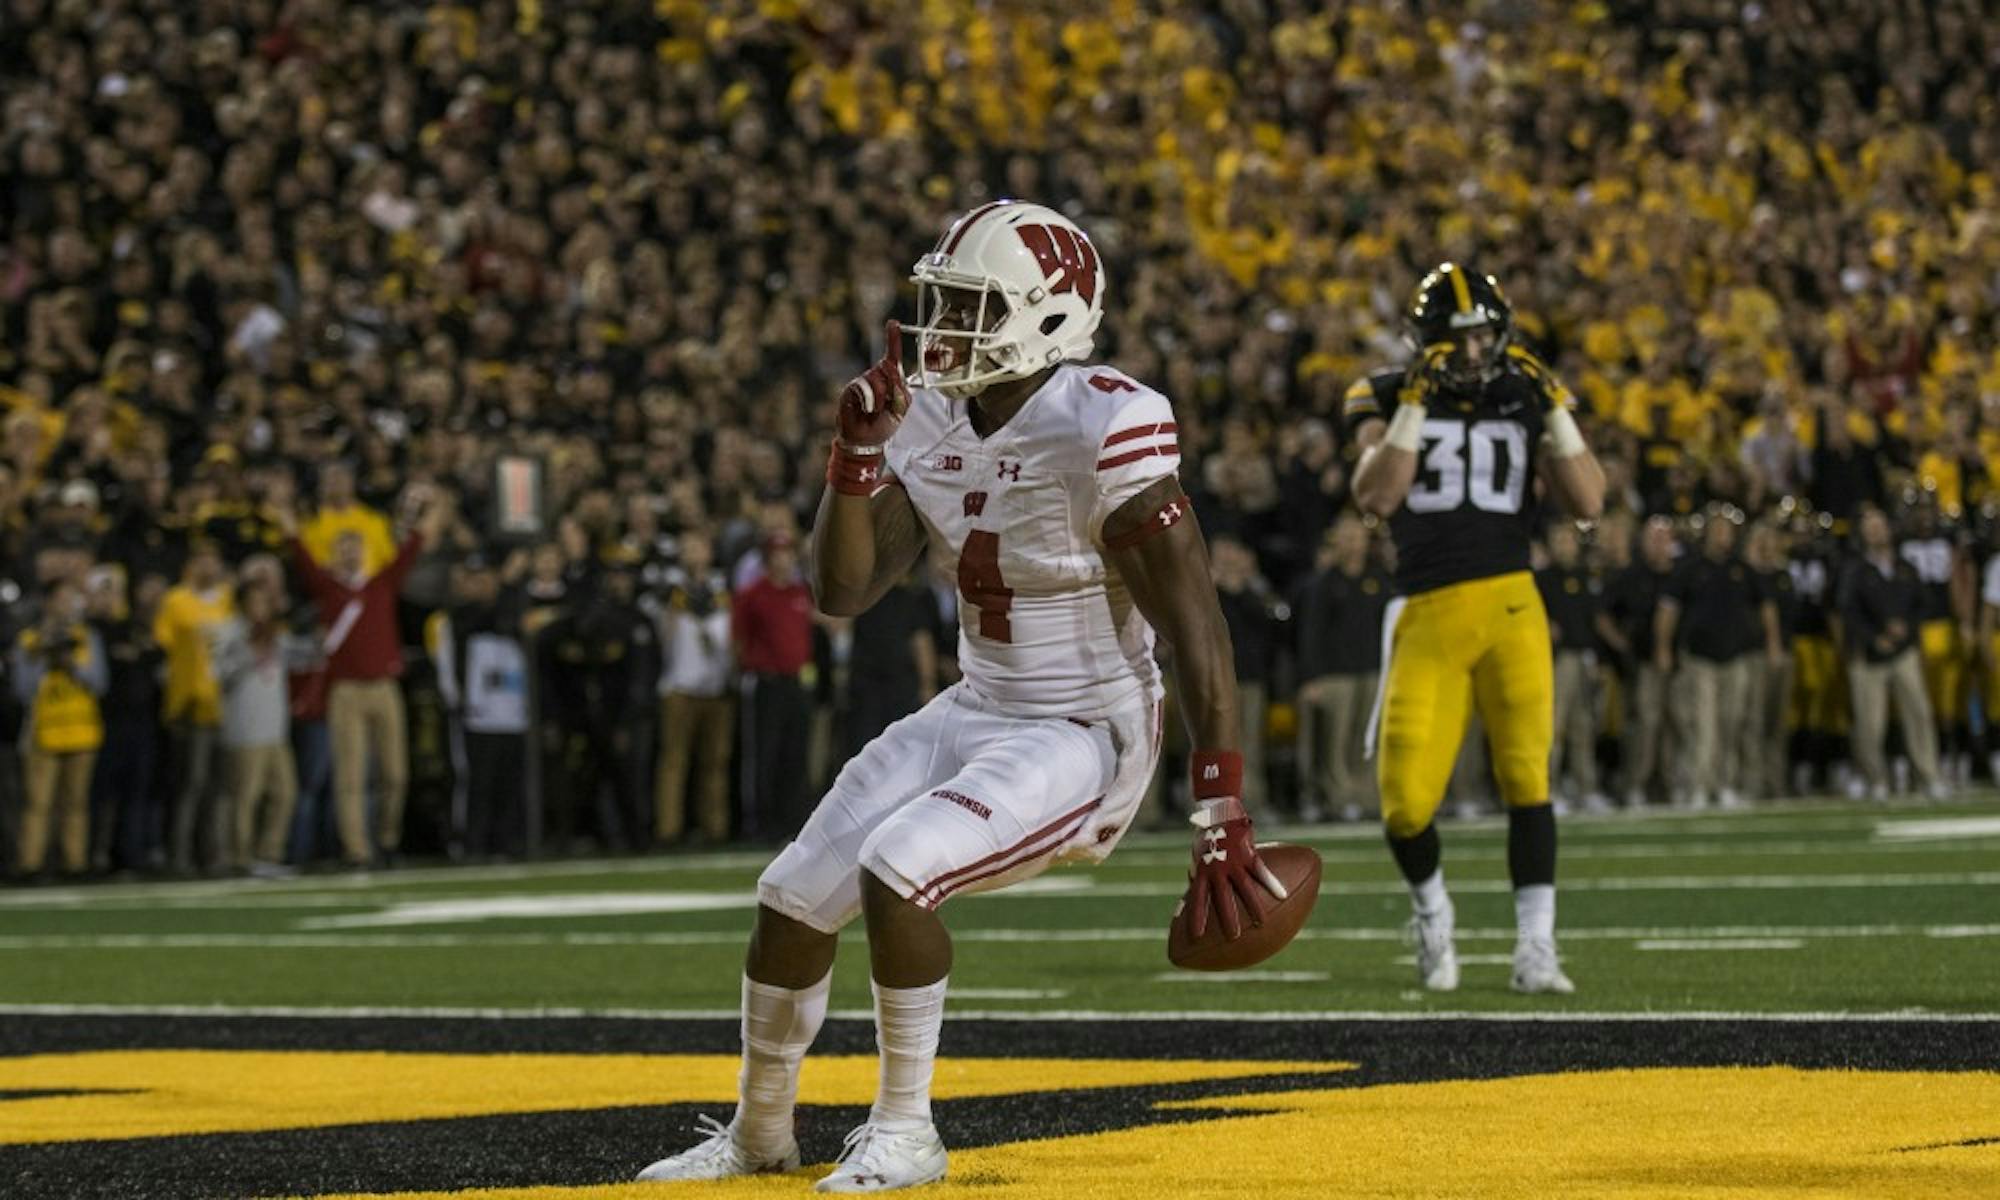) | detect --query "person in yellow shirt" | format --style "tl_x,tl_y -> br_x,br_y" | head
154,541 -> 234,874
300,463 -> 397,575
12,579 -> 107,877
